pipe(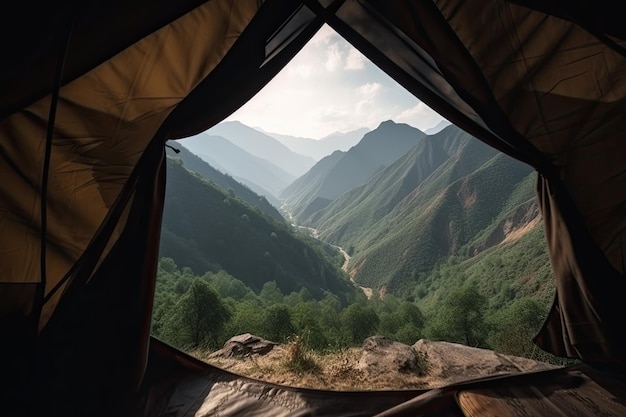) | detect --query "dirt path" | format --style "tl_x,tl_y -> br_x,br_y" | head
282,207 -> 373,298
332,244 -> 373,299
334,245 -> 351,272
